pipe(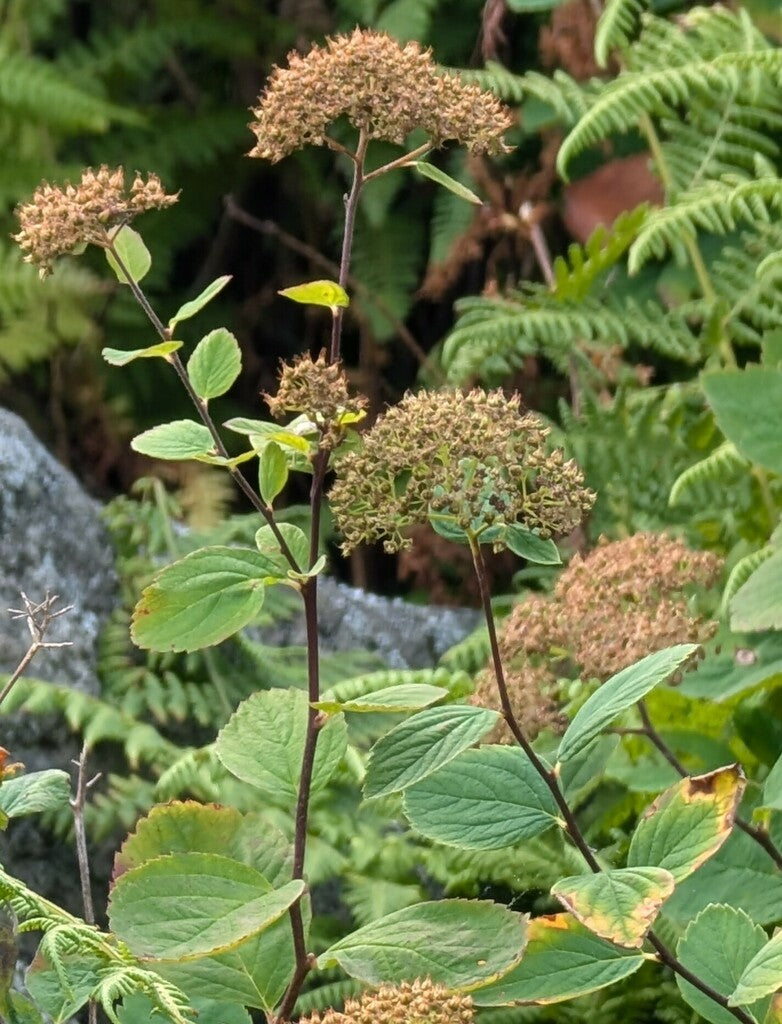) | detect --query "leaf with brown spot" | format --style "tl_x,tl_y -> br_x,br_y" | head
551,868 -> 674,949
627,765 -> 745,883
